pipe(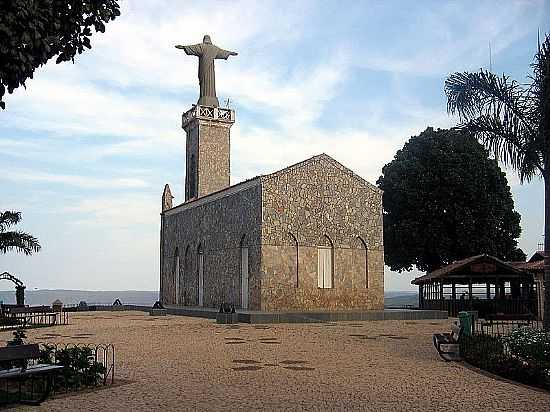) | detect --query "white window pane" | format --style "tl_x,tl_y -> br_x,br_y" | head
318,248 -> 324,288
324,250 -> 332,288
